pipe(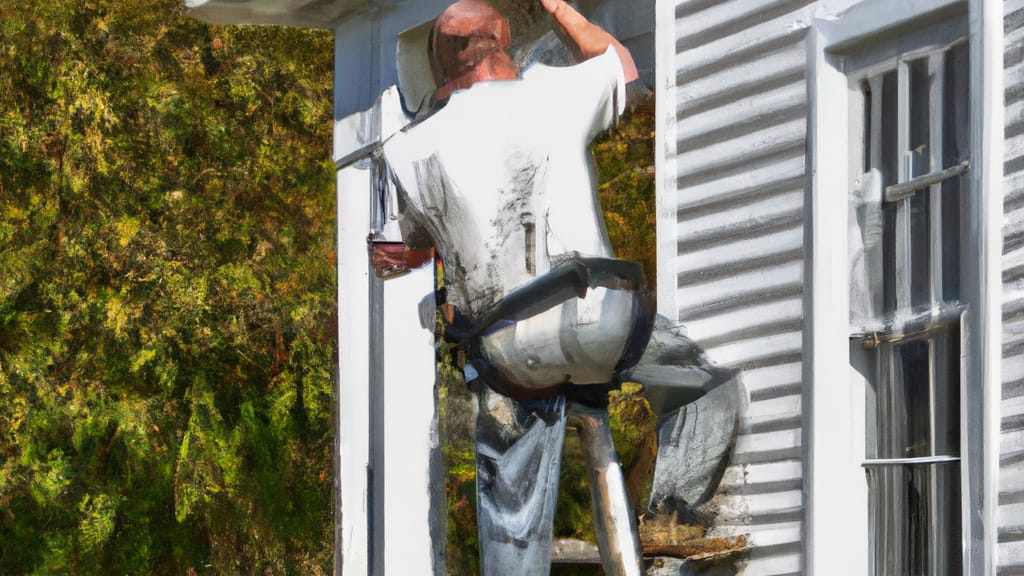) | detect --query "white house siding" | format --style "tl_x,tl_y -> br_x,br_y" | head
663,0 -> 813,574
1003,1 -> 1024,572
